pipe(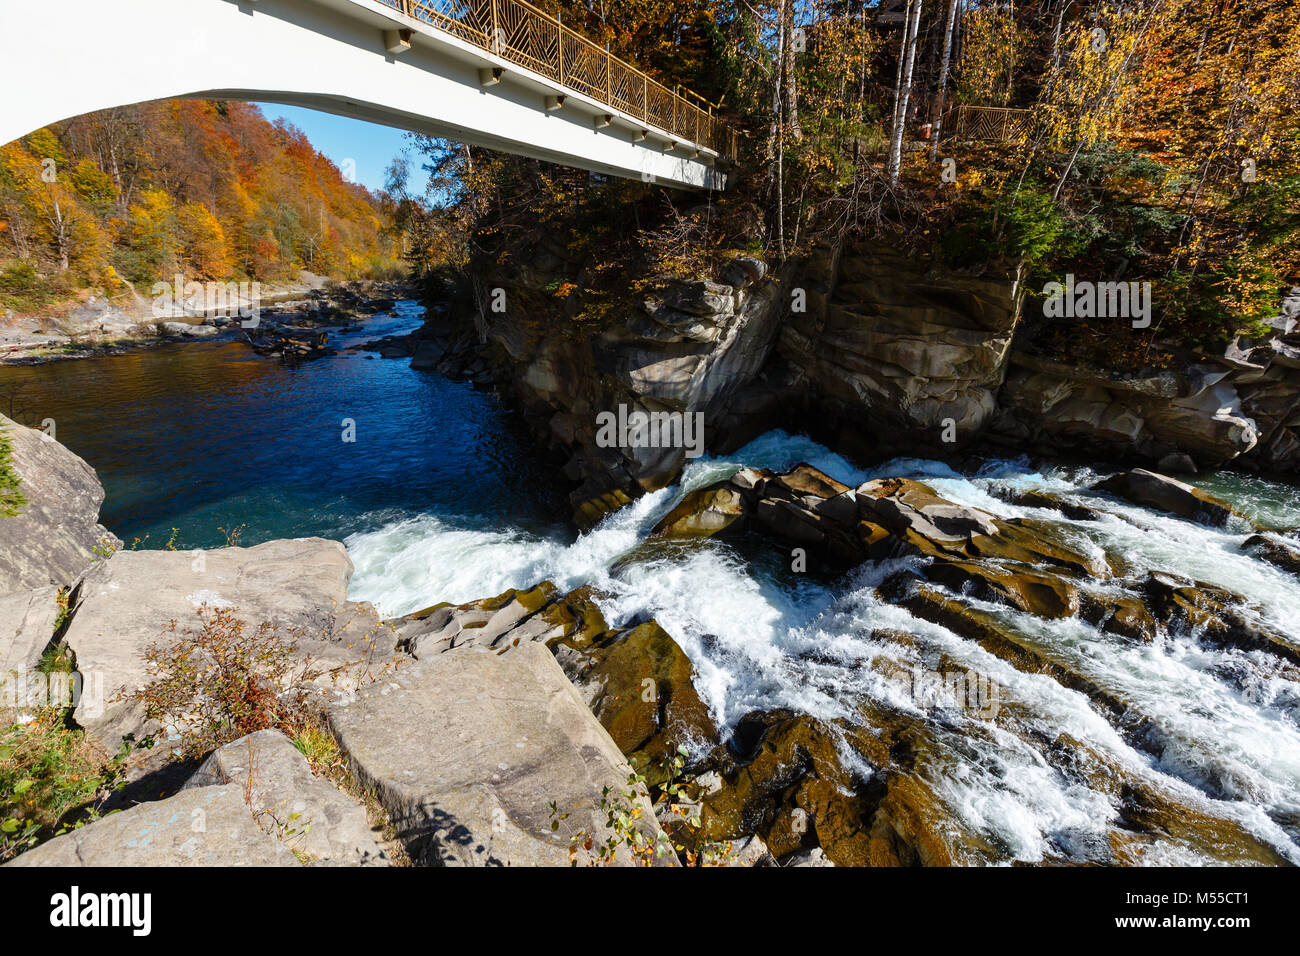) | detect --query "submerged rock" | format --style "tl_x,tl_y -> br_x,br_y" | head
1001,488 -> 1104,521
1242,533 -> 1300,579
1142,570 -> 1300,664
